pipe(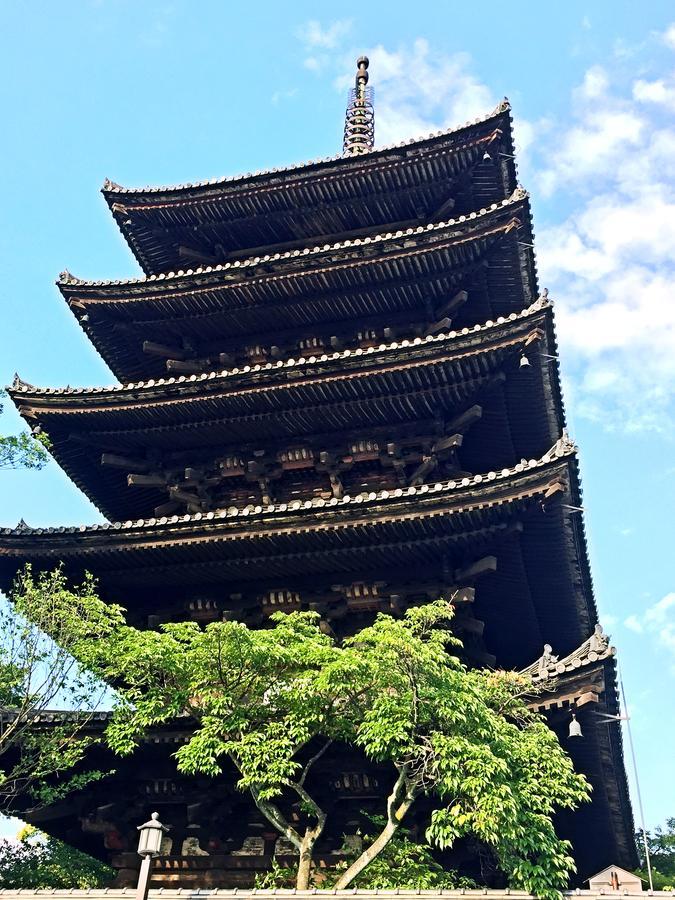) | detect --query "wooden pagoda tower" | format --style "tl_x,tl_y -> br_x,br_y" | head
0,59 -> 636,887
